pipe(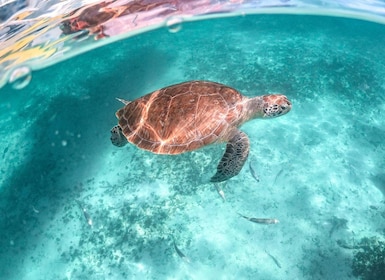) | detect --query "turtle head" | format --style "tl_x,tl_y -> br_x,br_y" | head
110,125 -> 128,147
261,94 -> 292,118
